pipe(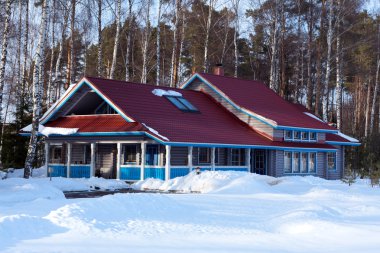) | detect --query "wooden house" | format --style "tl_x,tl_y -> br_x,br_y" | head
21,69 -> 360,180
